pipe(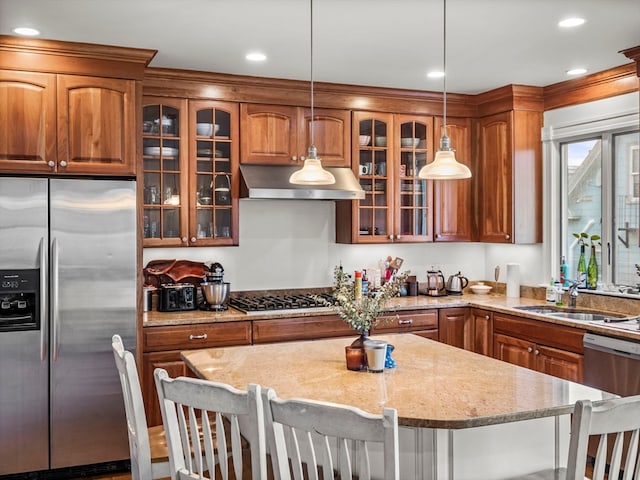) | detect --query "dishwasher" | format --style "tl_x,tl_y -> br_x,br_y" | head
583,332 -> 640,397
583,332 -> 640,463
